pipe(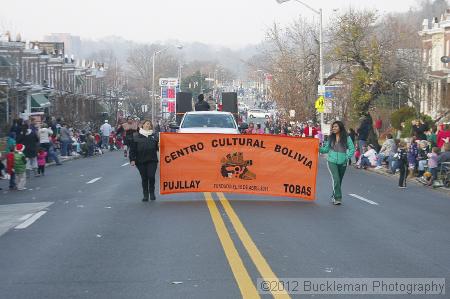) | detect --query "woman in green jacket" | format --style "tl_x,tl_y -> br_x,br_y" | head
320,121 -> 355,205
